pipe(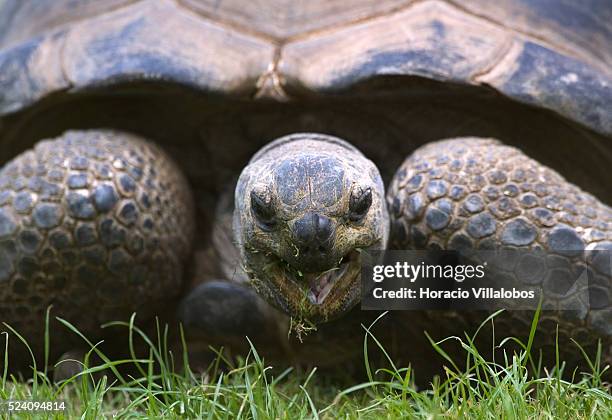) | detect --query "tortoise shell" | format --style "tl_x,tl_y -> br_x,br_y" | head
0,0 -> 610,135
